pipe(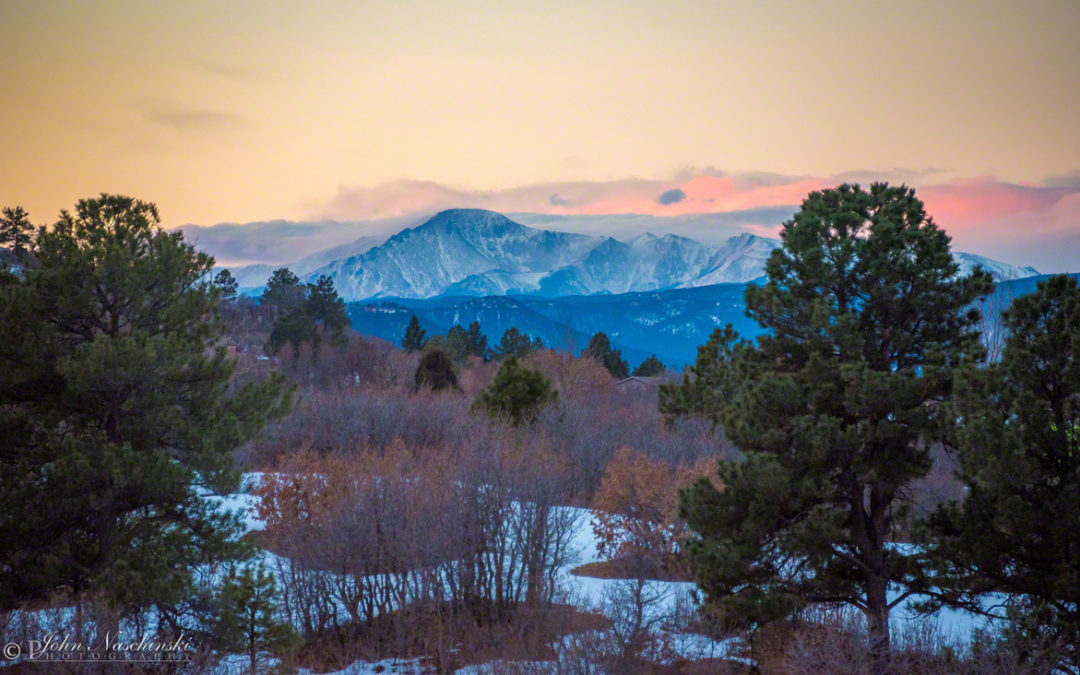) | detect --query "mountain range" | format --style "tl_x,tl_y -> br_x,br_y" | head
228,209 -> 1039,301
